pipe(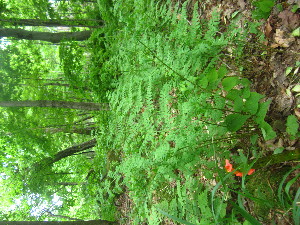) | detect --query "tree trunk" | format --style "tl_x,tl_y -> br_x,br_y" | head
0,18 -> 103,28
51,138 -> 97,164
43,82 -> 91,91
44,126 -> 96,135
32,139 -> 97,173
0,28 -> 92,43
0,220 -> 118,225
0,100 -> 109,111
56,182 -> 87,186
